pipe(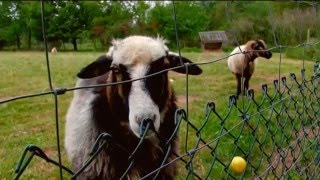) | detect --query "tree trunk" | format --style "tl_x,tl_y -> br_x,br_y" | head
28,27 -> 32,49
72,38 -> 78,51
92,38 -> 97,50
16,35 -> 21,49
